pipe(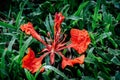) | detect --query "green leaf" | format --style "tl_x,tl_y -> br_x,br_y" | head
0,21 -> 16,29
19,32 -> 23,49
0,48 -> 10,79
96,32 -> 112,43
44,13 -> 54,38
48,13 -> 54,32
25,69 -> 35,80
9,55 -> 19,72
85,48 -> 96,64
7,36 -> 16,51
81,76 -> 96,80
116,13 -> 120,21
44,65 -> 69,80
42,72 -> 51,80
67,16 -> 83,20
89,32 -> 96,46
108,36 -> 118,48
105,24 -> 110,32
108,48 -> 120,56
115,71 -> 120,80
111,56 -> 120,65
98,71 -> 110,80
92,0 -> 100,21
15,0 -> 28,27
61,4 -> 70,16
96,49 -> 112,61
92,0 -> 100,31
73,1 -> 89,16
77,69 -> 82,77
19,36 -> 32,61
0,49 -> 7,71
